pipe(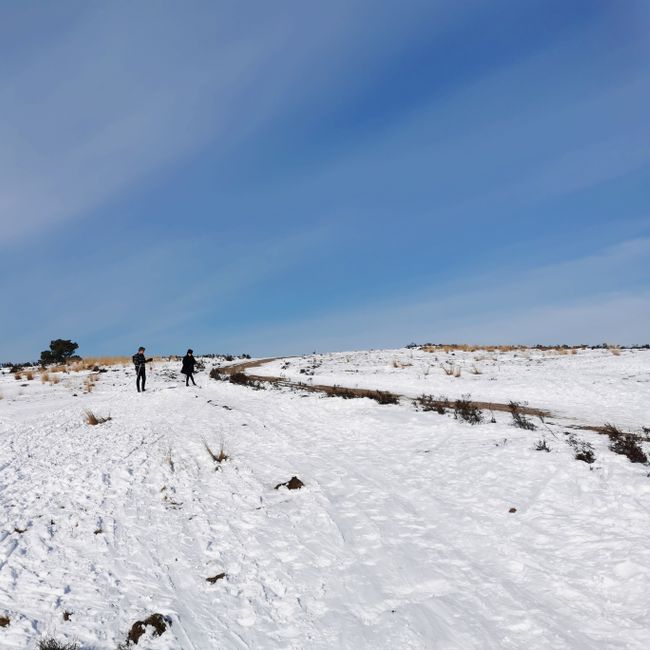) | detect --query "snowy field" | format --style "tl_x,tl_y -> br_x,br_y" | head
257,347 -> 650,428
0,349 -> 649,649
